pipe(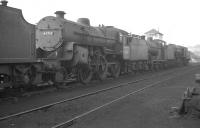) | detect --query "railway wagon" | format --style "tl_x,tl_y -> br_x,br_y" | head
0,1 -> 36,90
